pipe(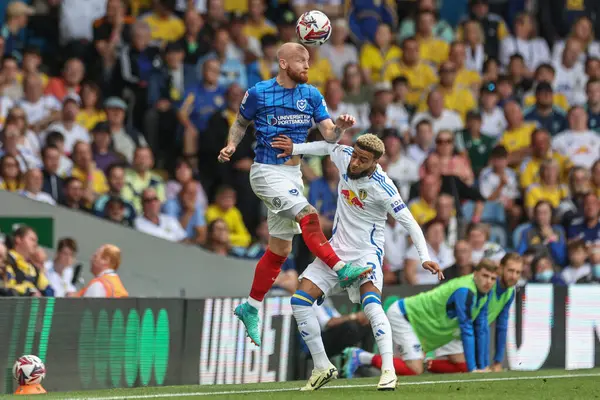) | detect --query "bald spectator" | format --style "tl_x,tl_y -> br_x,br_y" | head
410,89 -> 464,138
552,106 -> 600,169
134,188 -> 186,242
20,168 -> 56,205
76,244 -> 128,298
